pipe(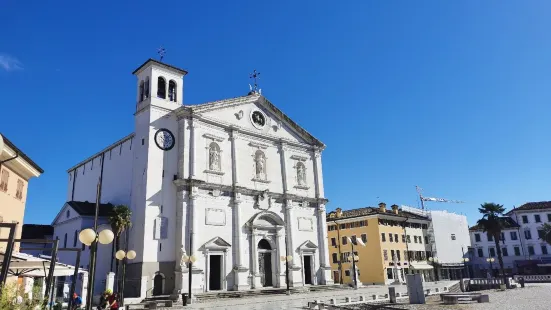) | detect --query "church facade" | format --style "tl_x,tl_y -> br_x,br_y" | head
64,59 -> 332,298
